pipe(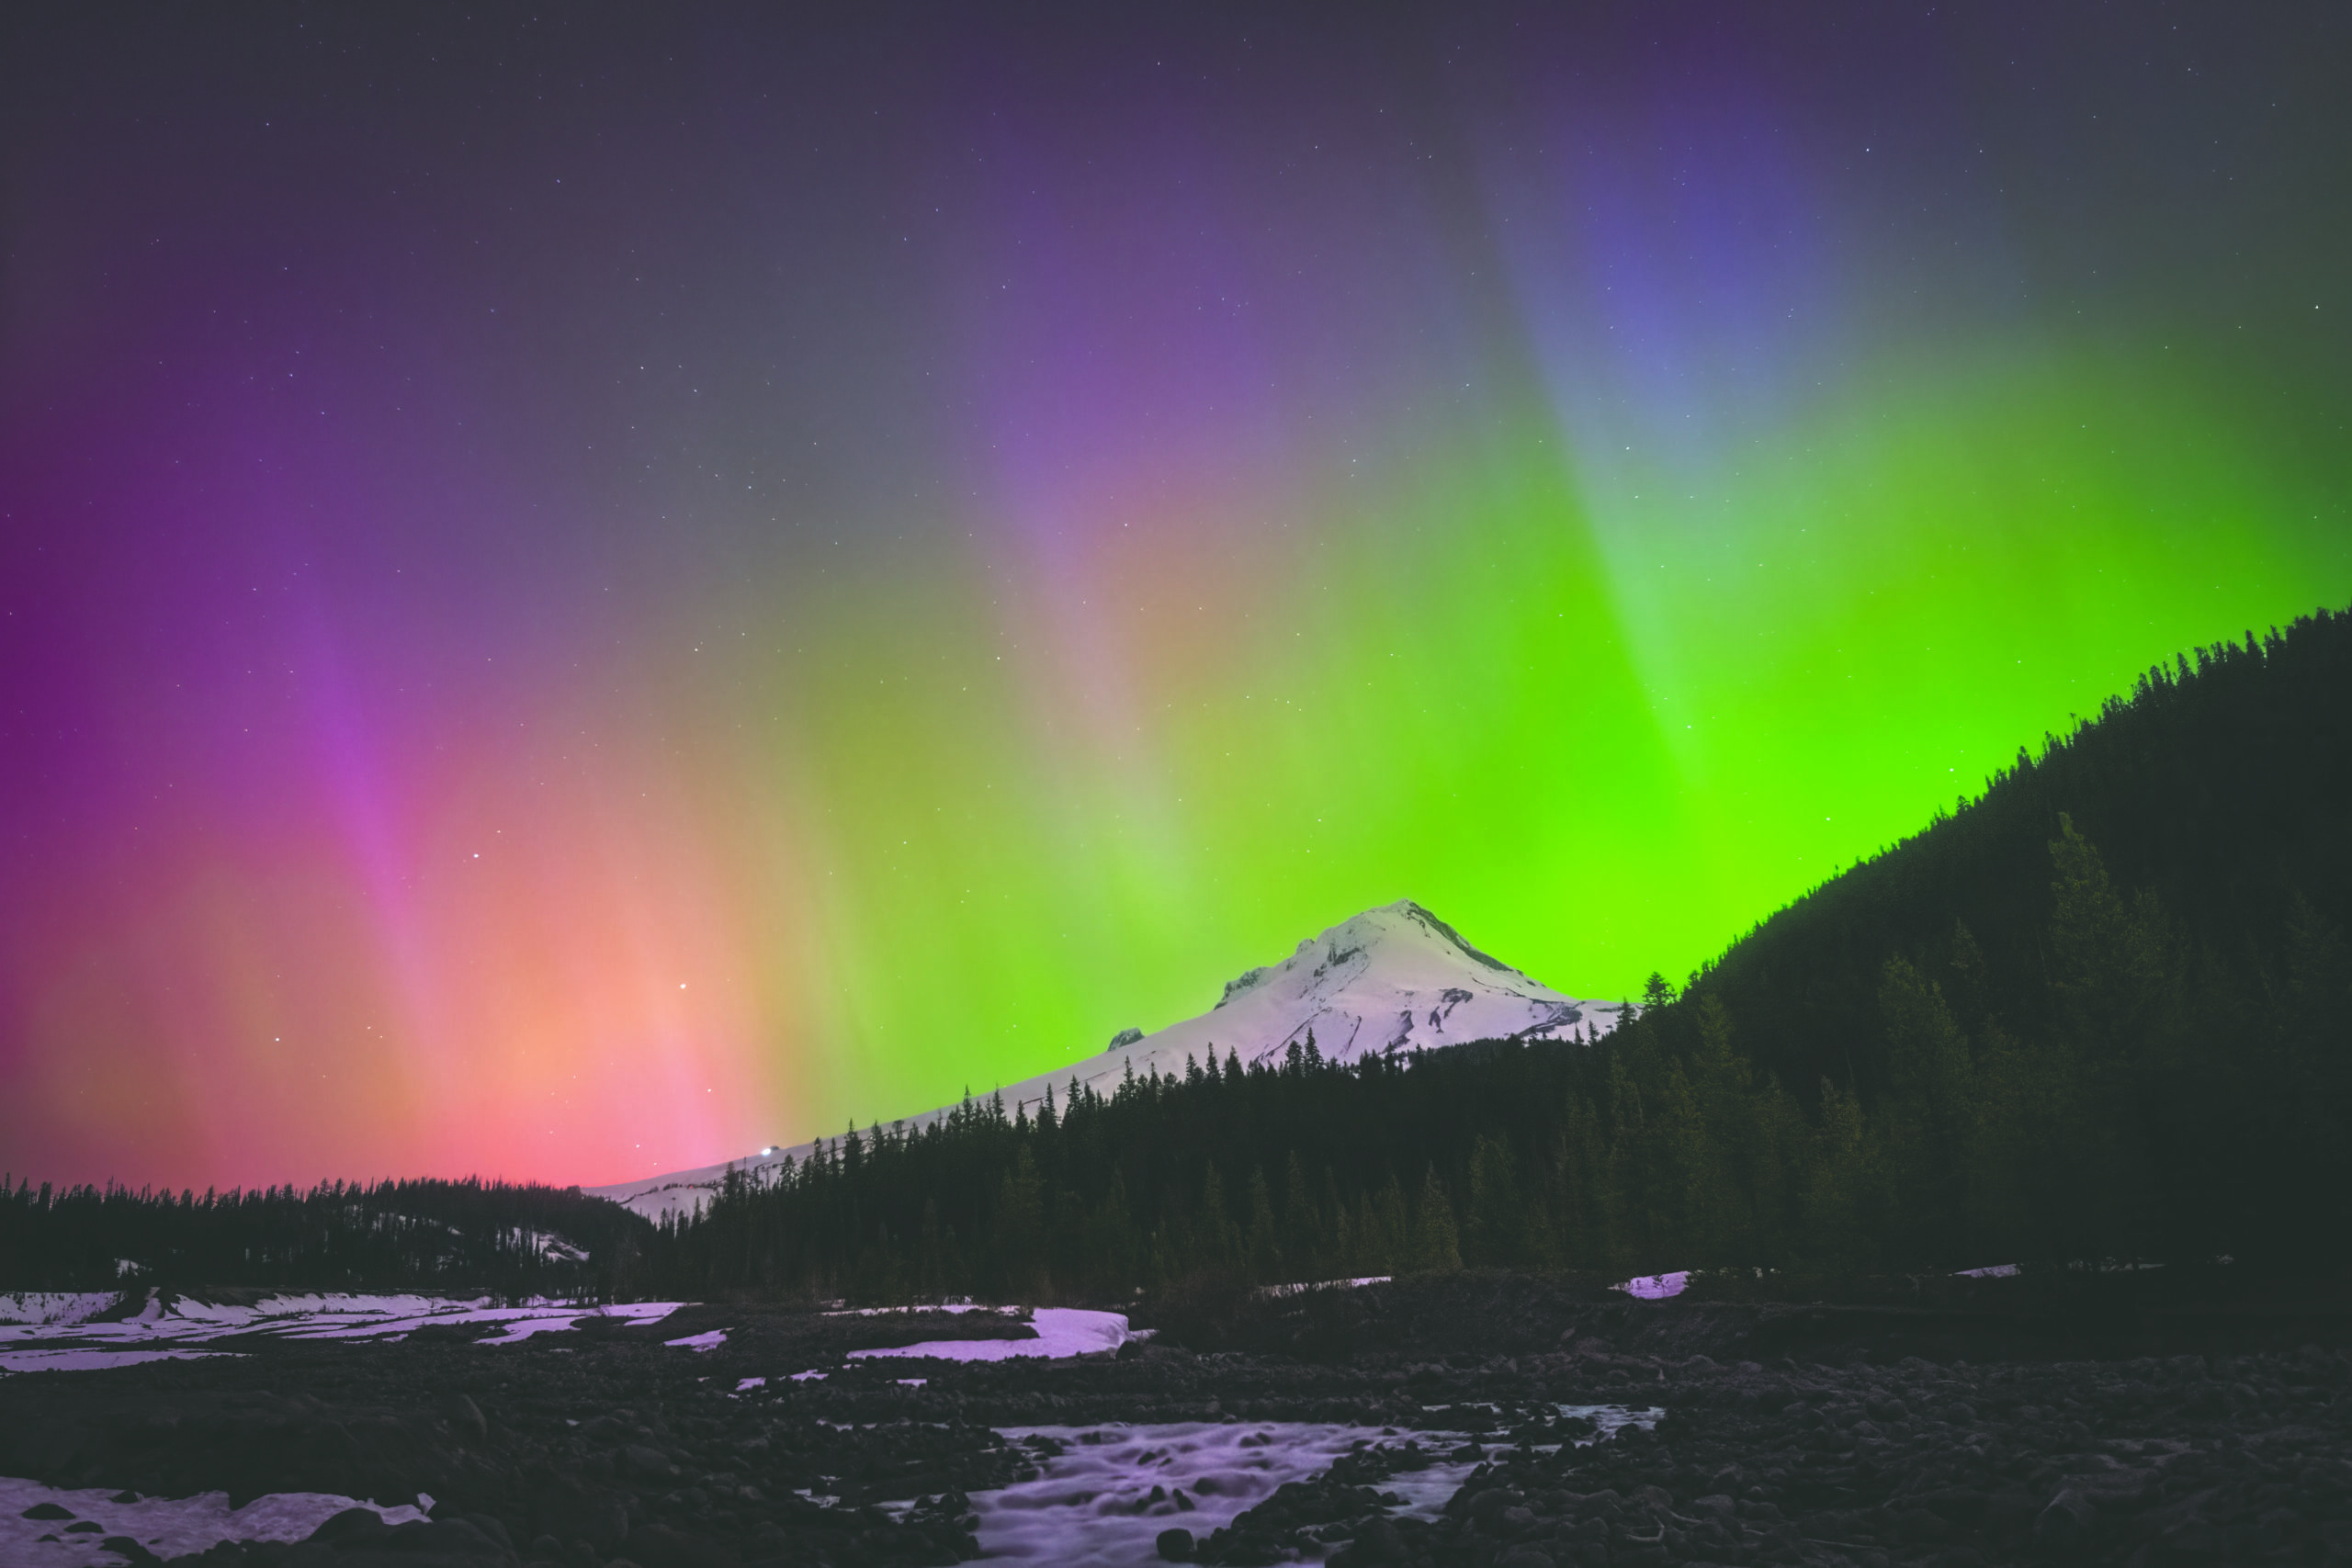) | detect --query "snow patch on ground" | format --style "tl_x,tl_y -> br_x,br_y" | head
474,1314 -> 596,1345
1256,1276 -> 1392,1299
846,1308 -> 1139,1366
0,1475 -> 428,1566
1603,1263 -> 2028,1296
666,1329 -> 728,1352
0,1292 -> 688,1373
